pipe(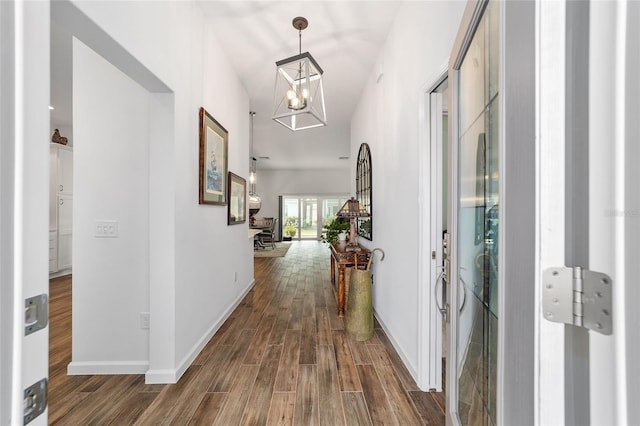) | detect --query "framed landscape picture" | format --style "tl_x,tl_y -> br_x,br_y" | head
199,107 -> 228,205
227,172 -> 246,225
